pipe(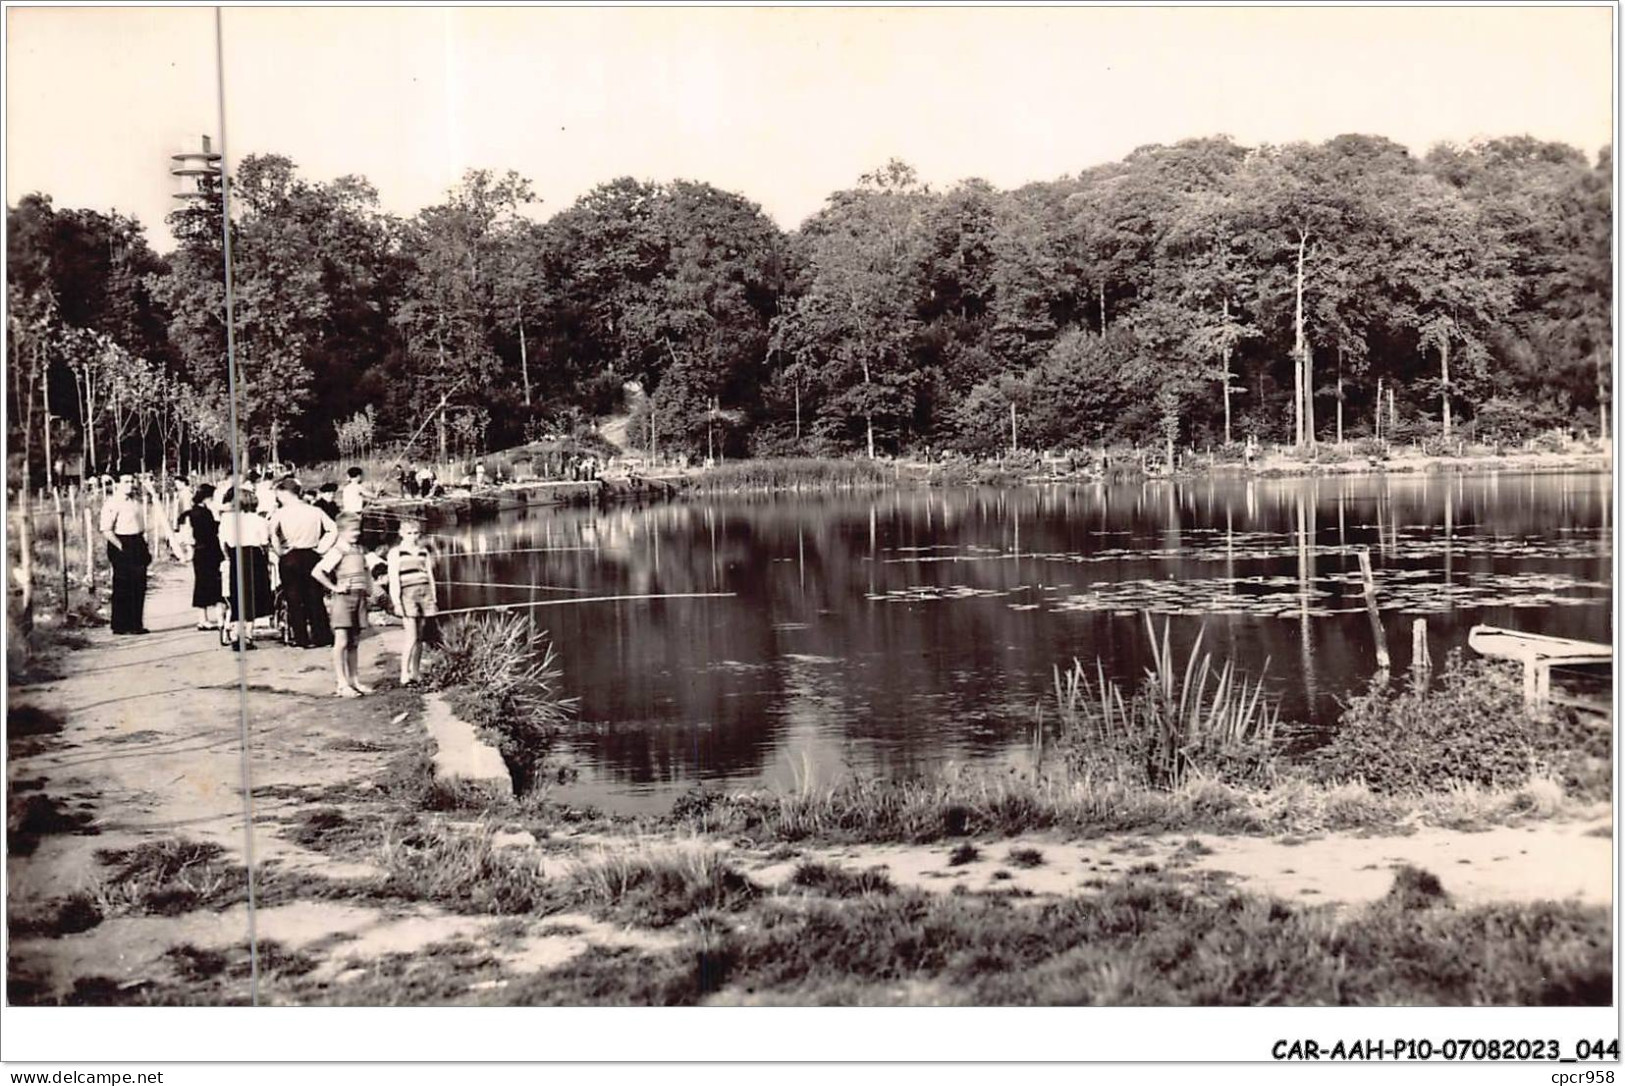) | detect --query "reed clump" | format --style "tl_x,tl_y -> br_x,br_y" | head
1051,615 -> 1279,789
691,457 -> 898,493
